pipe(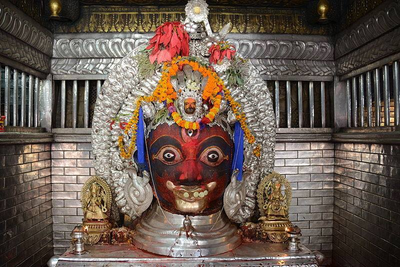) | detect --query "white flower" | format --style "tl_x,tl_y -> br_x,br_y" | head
185,0 -> 209,23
